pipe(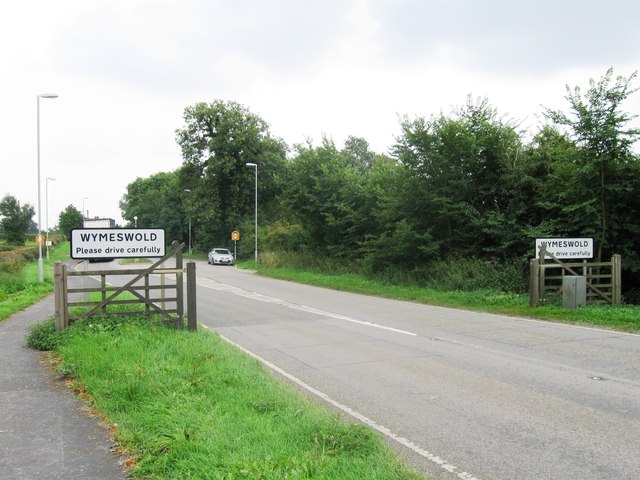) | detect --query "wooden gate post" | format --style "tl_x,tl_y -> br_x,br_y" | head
612,254 -> 622,304
529,258 -> 540,307
54,262 -> 68,331
174,241 -> 184,328
186,261 -> 197,332
538,243 -> 547,304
